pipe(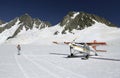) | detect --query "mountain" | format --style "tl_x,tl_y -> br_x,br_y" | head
19,13 -> 51,29
59,11 -> 116,34
8,13 -> 51,39
0,12 -> 119,44
0,20 -> 5,25
0,13 -> 51,44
